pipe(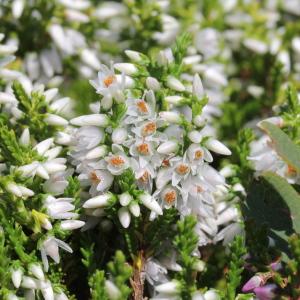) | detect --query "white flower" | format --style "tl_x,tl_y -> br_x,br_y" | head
90,64 -> 125,104
45,196 -> 77,219
41,237 -> 73,271
105,152 -> 130,175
